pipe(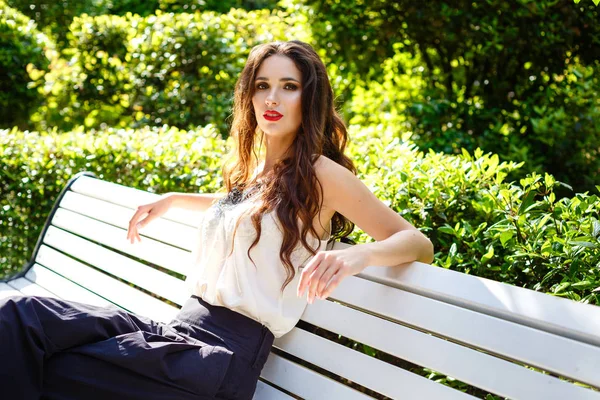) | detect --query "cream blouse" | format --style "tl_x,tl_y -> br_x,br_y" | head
184,185 -> 331,338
